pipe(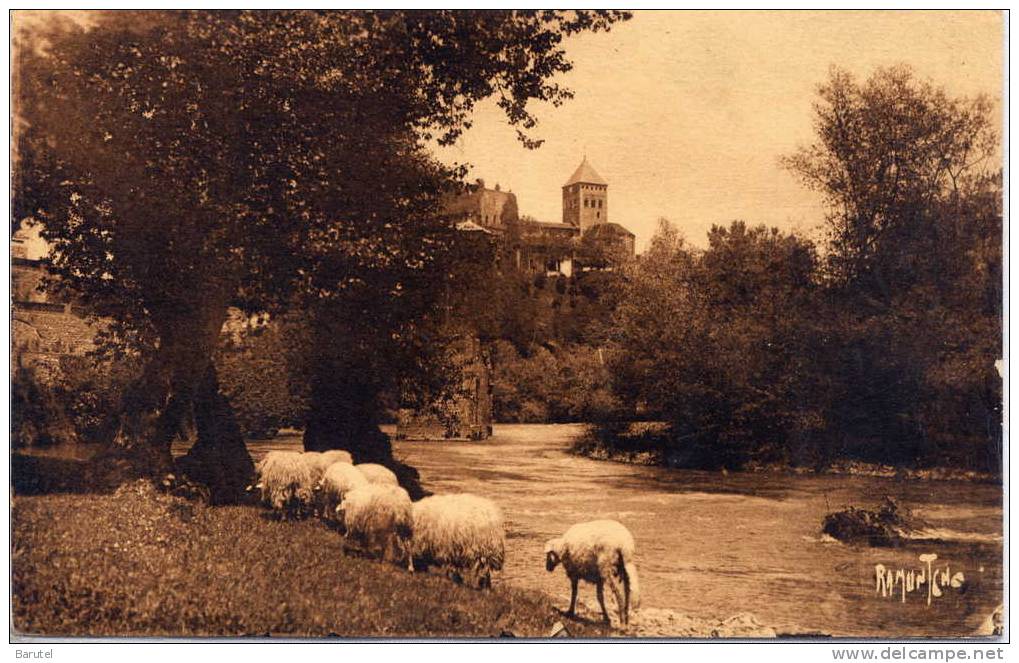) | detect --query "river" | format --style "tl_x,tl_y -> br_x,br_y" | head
237,423 -> 1003,637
